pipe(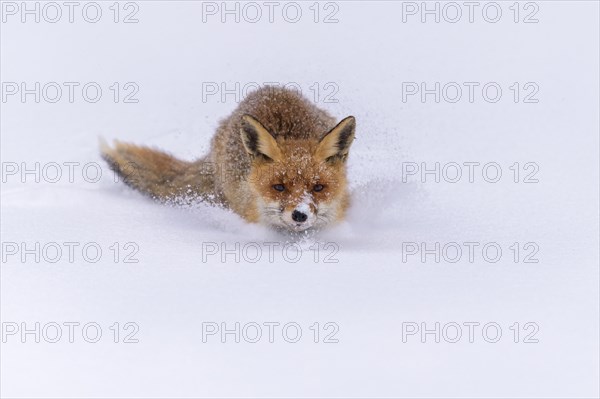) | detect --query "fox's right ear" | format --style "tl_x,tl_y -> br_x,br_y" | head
240,114 -> 282,162
316,116 -> 356,162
